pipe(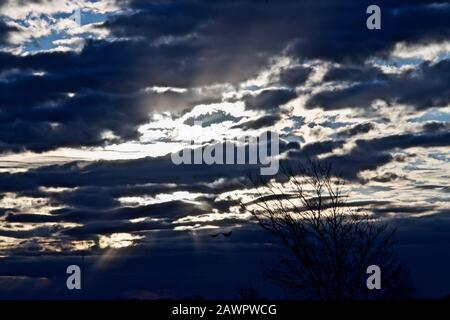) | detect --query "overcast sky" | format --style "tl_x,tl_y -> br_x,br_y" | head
0,0 -> 449,299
